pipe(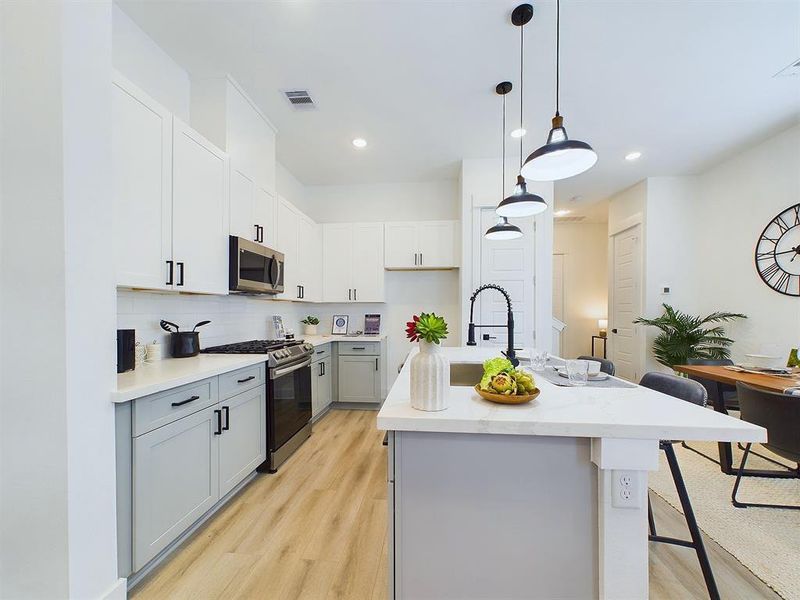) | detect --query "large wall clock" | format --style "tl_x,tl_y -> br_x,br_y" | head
755,203 -> 800,297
